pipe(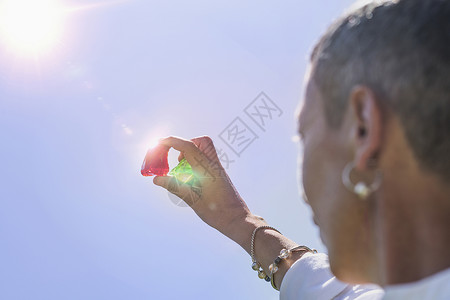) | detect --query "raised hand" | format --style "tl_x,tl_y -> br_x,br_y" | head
152,136 -> 253,237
